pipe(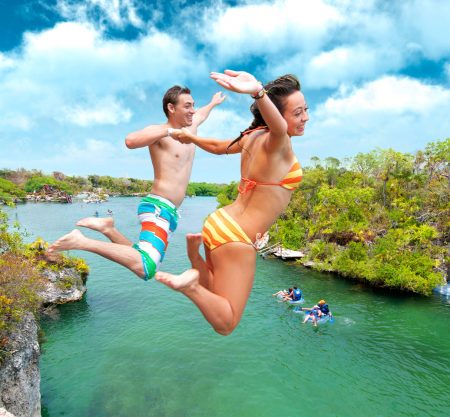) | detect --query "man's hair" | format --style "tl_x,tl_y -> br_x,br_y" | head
162,85 -> 191,118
